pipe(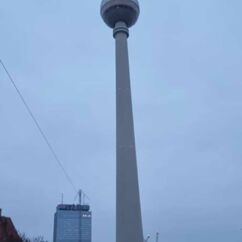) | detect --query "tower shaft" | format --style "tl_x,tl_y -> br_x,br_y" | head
115,22 -> 143,242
